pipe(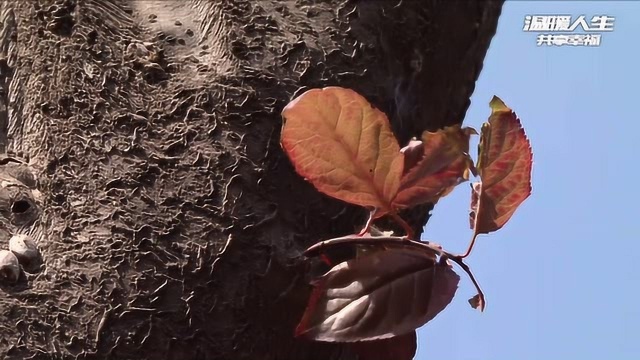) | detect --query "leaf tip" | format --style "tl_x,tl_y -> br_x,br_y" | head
489,96 -> 509,112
